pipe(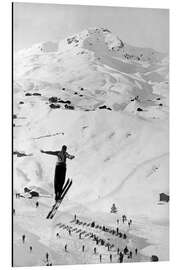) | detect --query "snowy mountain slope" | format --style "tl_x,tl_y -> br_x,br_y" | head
14,28 -> 168,116
13,27 -> 169,215
13,110 -> 168,217
13,28 -> 169,263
